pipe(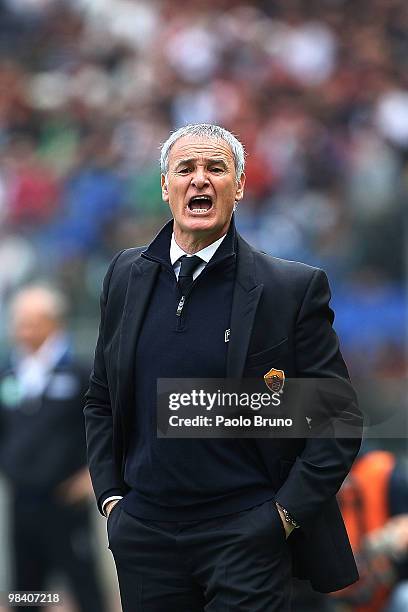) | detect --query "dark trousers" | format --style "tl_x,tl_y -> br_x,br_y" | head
12,494 -> 106,612
108,498 -> 292,611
